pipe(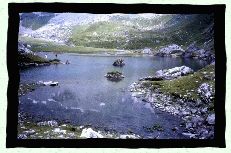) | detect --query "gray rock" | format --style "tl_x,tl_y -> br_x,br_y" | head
105,71 -> 125,81
186,122 -> 193,129
80,128 -> 104,138
119,134 -> 140,139
206,114 -> 215,125
18,134 -> 28,139
113,58 -> 125,67
142,48 -> 152,54
156,44 -> 185,56
37,120 -> 58,127
155,66 -> 194,80
182,132 -> 197,138
197,83 -> 214,103
23,129 -> 36,136
186,42 -> 200,53
191,109 -> 197,114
